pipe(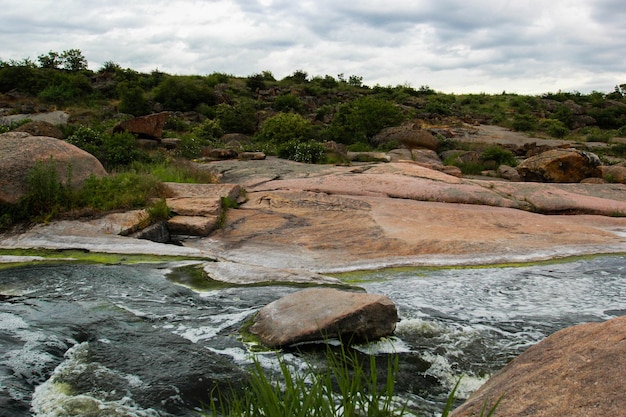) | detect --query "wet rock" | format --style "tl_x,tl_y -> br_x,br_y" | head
113,112 -> 170,139
0,132 -> 107,204
450,315 -> 626,417
517,148 -> 602,182
249,288 -> 398,347
202,261 -> 342,285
